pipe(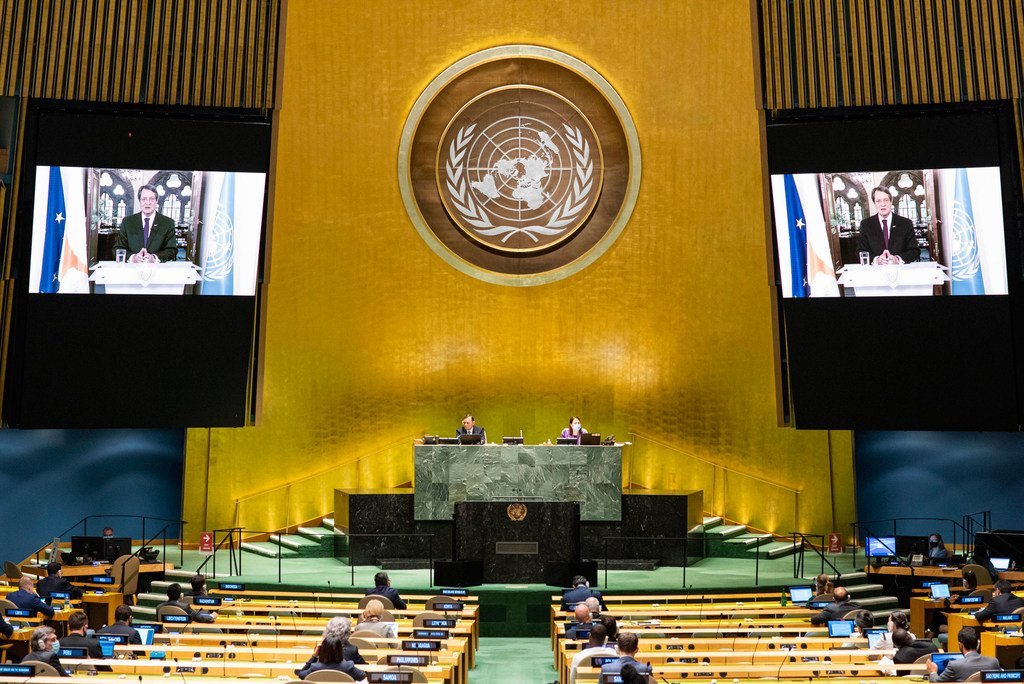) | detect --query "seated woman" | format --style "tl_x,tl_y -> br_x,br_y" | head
876,610 -> 915,650
354,599 -> 397,638
324,616 -> 366,664
560,416 -> 588,445
296,635 -> 366,682
813,573 -> 834,597
927,534 -> 950,561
